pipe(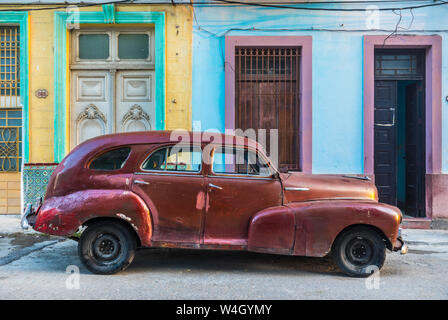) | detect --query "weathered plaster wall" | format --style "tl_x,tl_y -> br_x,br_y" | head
23,3 -> 192,163
191,3 -> 448,174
